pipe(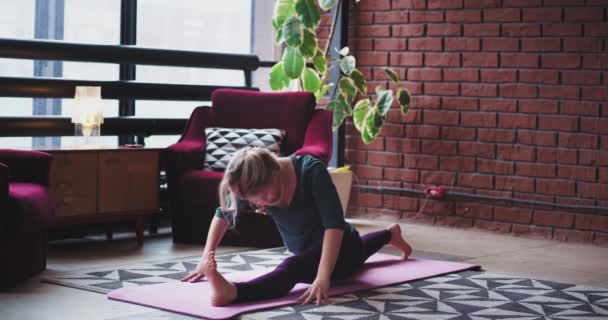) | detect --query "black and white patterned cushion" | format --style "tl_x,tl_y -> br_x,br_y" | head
203,127 -> 285,171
